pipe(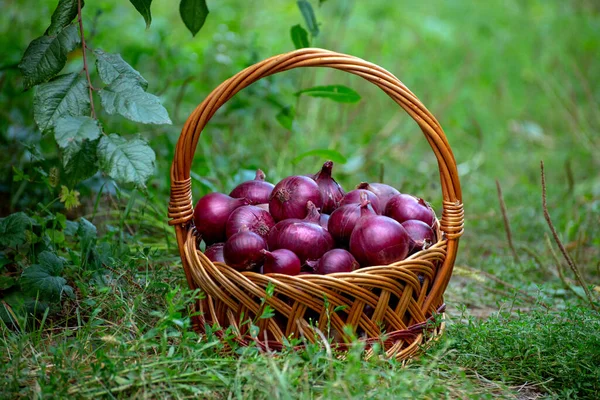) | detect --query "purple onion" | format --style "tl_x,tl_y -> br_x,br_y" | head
311,161 -> 345,214
226,205 -> 275,239
340,189 -> 381,214
230,169 -> 275,205
268,201 -> 334,263
349,207 -> 411,267
269,175 -> 323,221
262,249 -> 301,275
384,194 -> 436,226
356,182 -> 400,209
314,249 -> 359,274
223,230 -> 267,271
328,196 -> 376,247
194,193 -> 248,245
402,219 -> 436,254
205,243 -> 225,263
